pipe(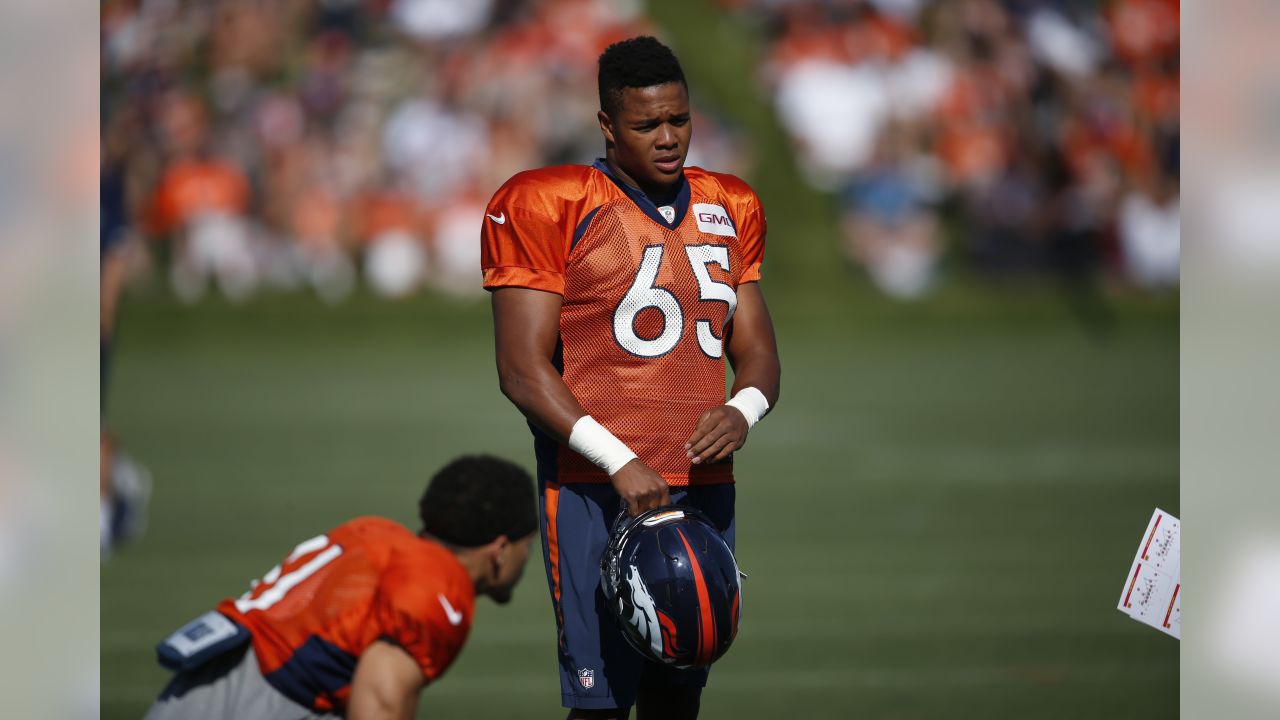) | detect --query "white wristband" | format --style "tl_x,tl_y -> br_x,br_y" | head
568,416 -> 637,476
725,387 -> 770,429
